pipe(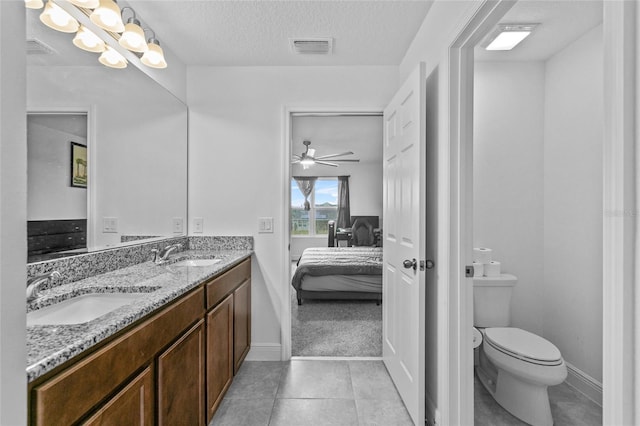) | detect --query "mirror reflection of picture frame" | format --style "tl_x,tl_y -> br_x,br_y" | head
70,141 -> 87,188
